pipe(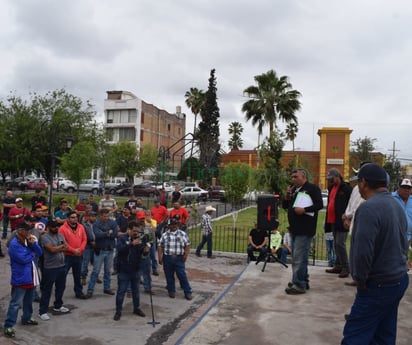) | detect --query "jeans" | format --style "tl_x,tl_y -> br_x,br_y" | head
247,245 -> 267,261
65,255 -> 83,297
291,235 -> 313,289
342,273 -> 409,345
333,229 -> 348,270
2,216 -> 9,238
141,255 -> 152,291
150,242 -> 158,273
325,239 -> 336,267
278,247 -> 290,264
4,287 -> 35,328
115,270 -> 142,313
88,249 -> 113,292
163,255 -> 192,295
39,266 -> 67,315
81,247 -> 94,277
196,233 -> 213,257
